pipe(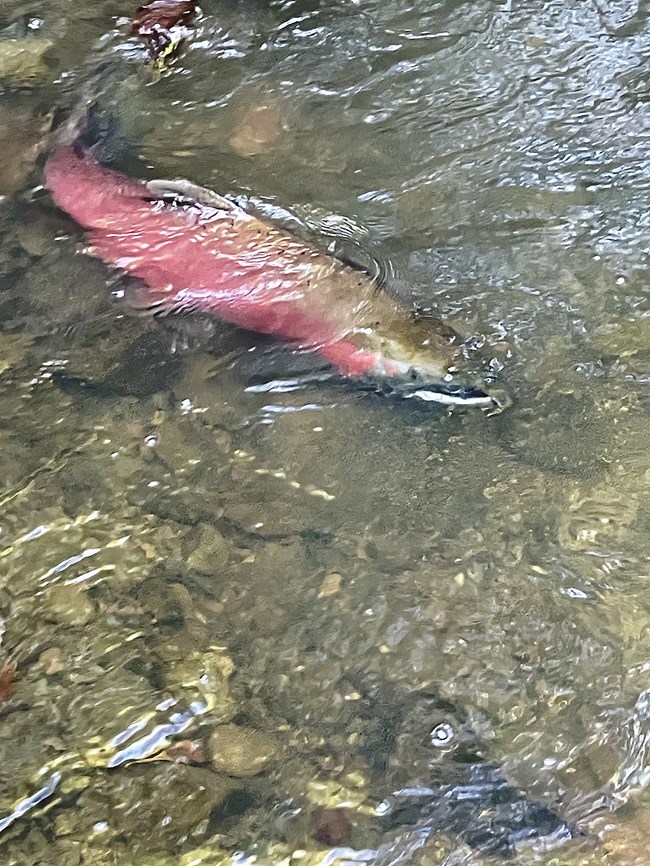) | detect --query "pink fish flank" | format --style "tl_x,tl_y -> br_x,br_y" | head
44,145 -> 459,386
